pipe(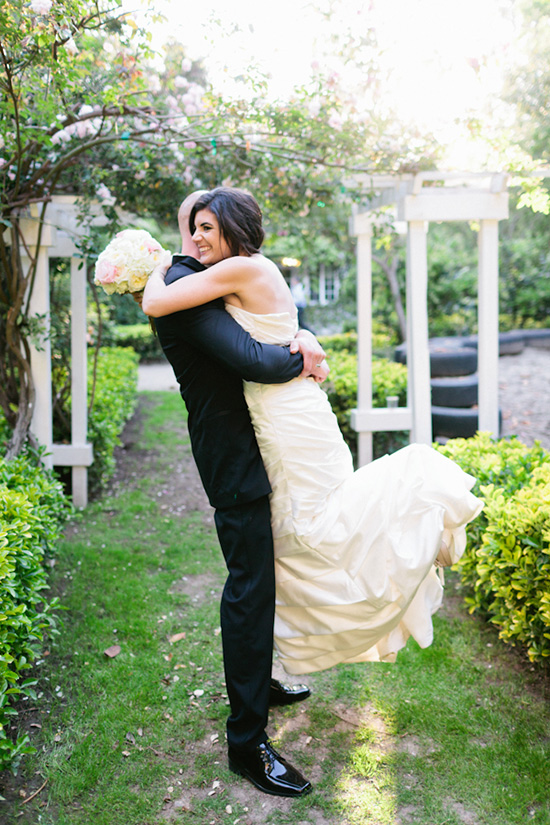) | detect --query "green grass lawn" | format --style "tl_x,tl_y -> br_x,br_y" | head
2,392 -> 550,824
